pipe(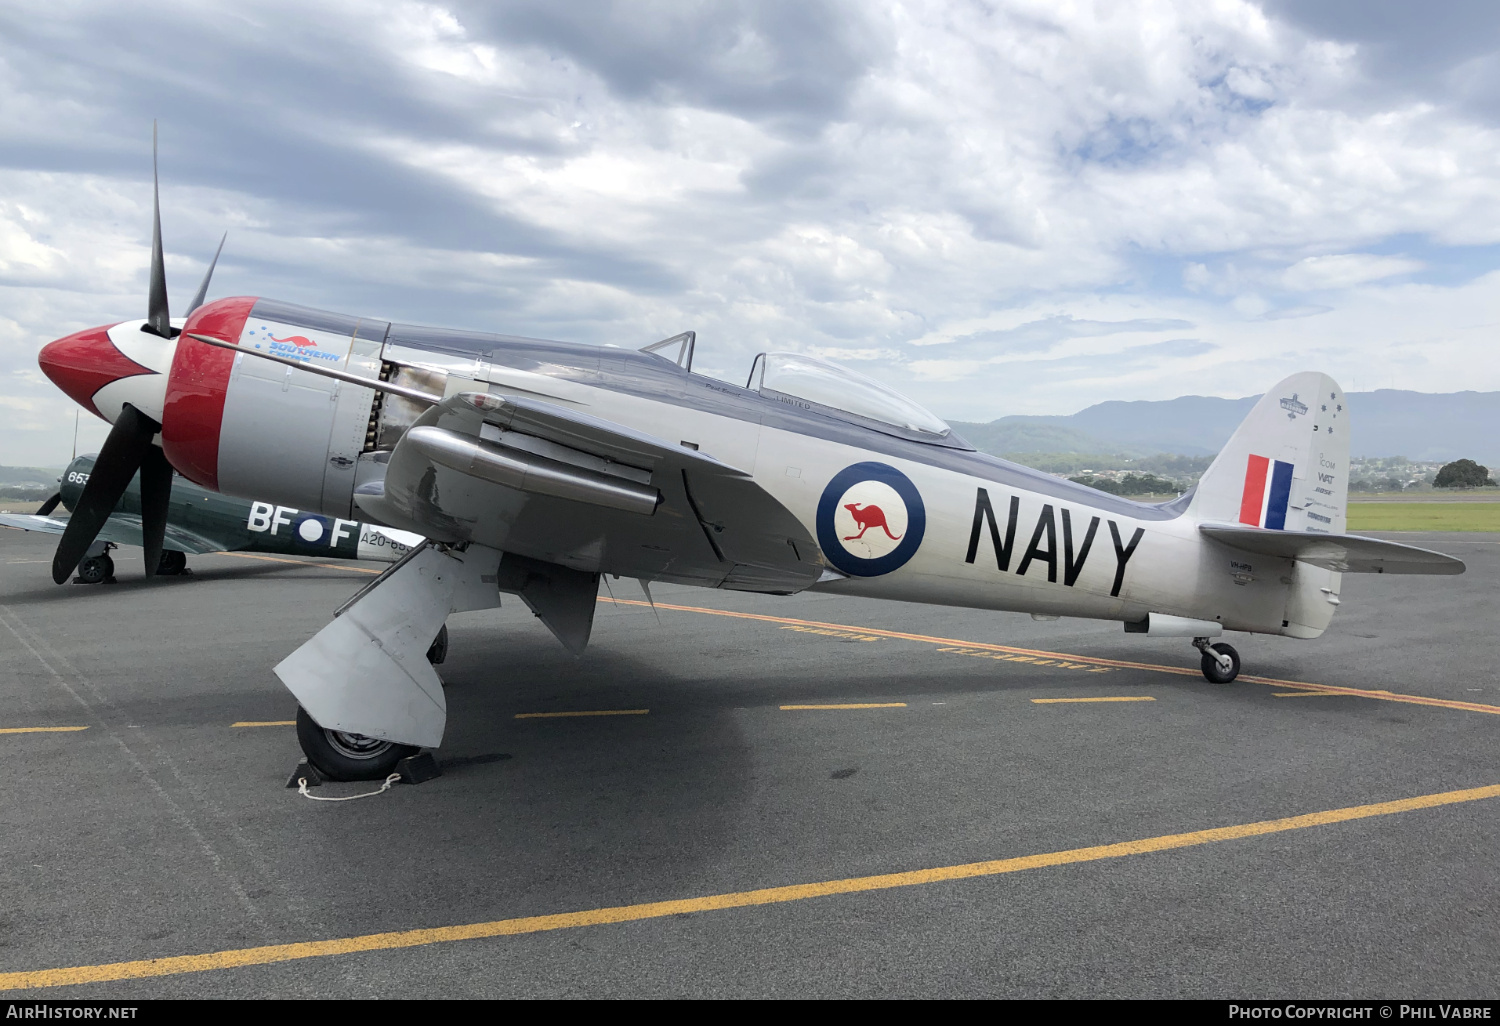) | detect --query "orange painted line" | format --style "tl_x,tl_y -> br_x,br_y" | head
597,597 -> 1500,717
215,552 -> 381,574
